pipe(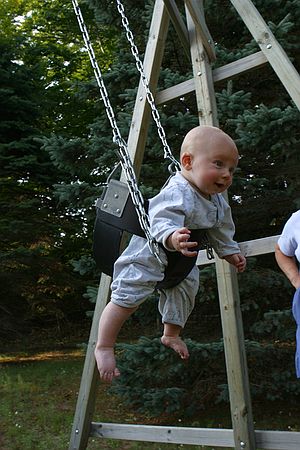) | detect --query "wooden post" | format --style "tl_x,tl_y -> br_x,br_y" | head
162,0 -> 190,59
68,1 -> 170,448
185,1 -> 256,448
216,260 -> 256,450
230,0 -> 300,109
68,274 -> 111,450
185,0 -> 217,125
184,0 -> 216,61
125,0 -> 170,174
